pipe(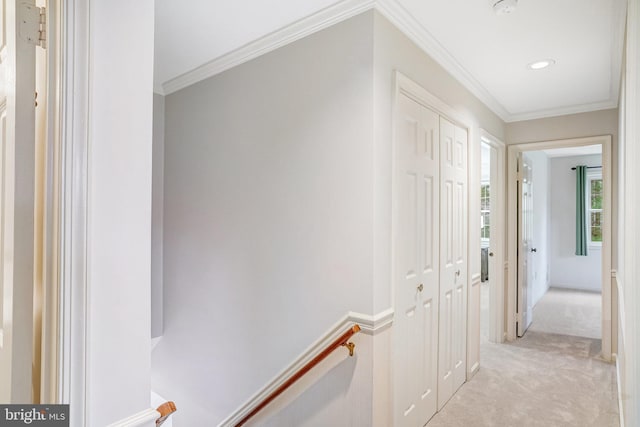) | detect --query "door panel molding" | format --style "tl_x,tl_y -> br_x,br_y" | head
392,71 -> 473,424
